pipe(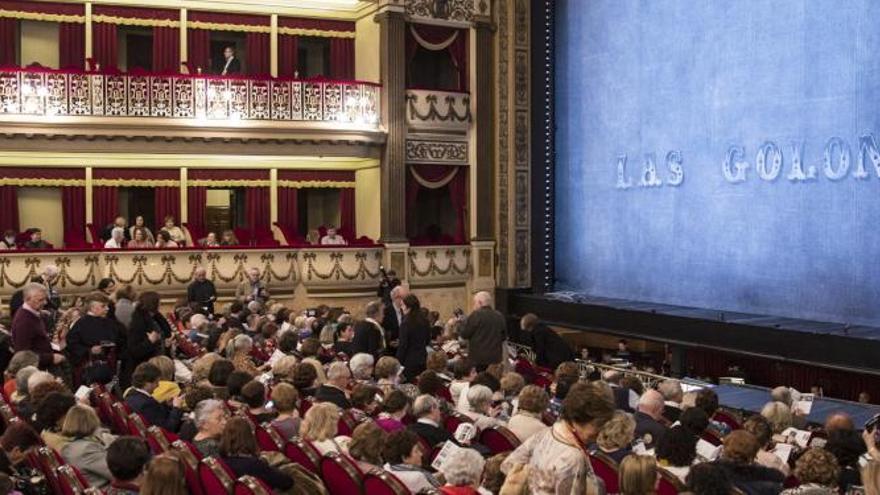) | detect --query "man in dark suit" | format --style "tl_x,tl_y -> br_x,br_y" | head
408,395 -> 453,447
65,294 -> 123,385
125,362 -> 184,432
10,283 -> 66,369
381,285 -> 407,352
520,313 -> 574,370
352,300 -> 386,358
634,390 -> 668,450
314,362 -> 352,409
460,291 -> 507,370
218,46 -> 241,75
396,295 -> 430,382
